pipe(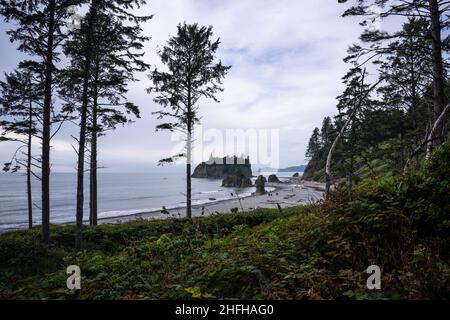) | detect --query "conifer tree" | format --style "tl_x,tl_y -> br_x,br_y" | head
0,61 -> 44,229
339,0 -> 449,148
148,23 -> 231,219
62,0 -> 151,248
0,0 -> 77,242
306,128 -> 321,159
320,116 -> 334,149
